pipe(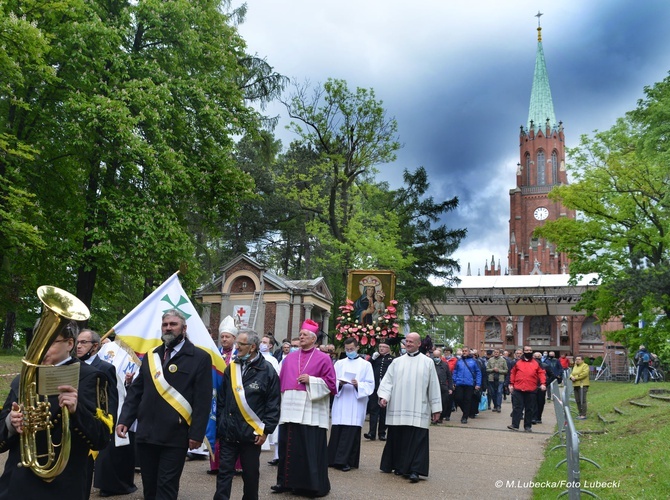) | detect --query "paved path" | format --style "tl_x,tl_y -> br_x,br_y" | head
2,397 -> 555,499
